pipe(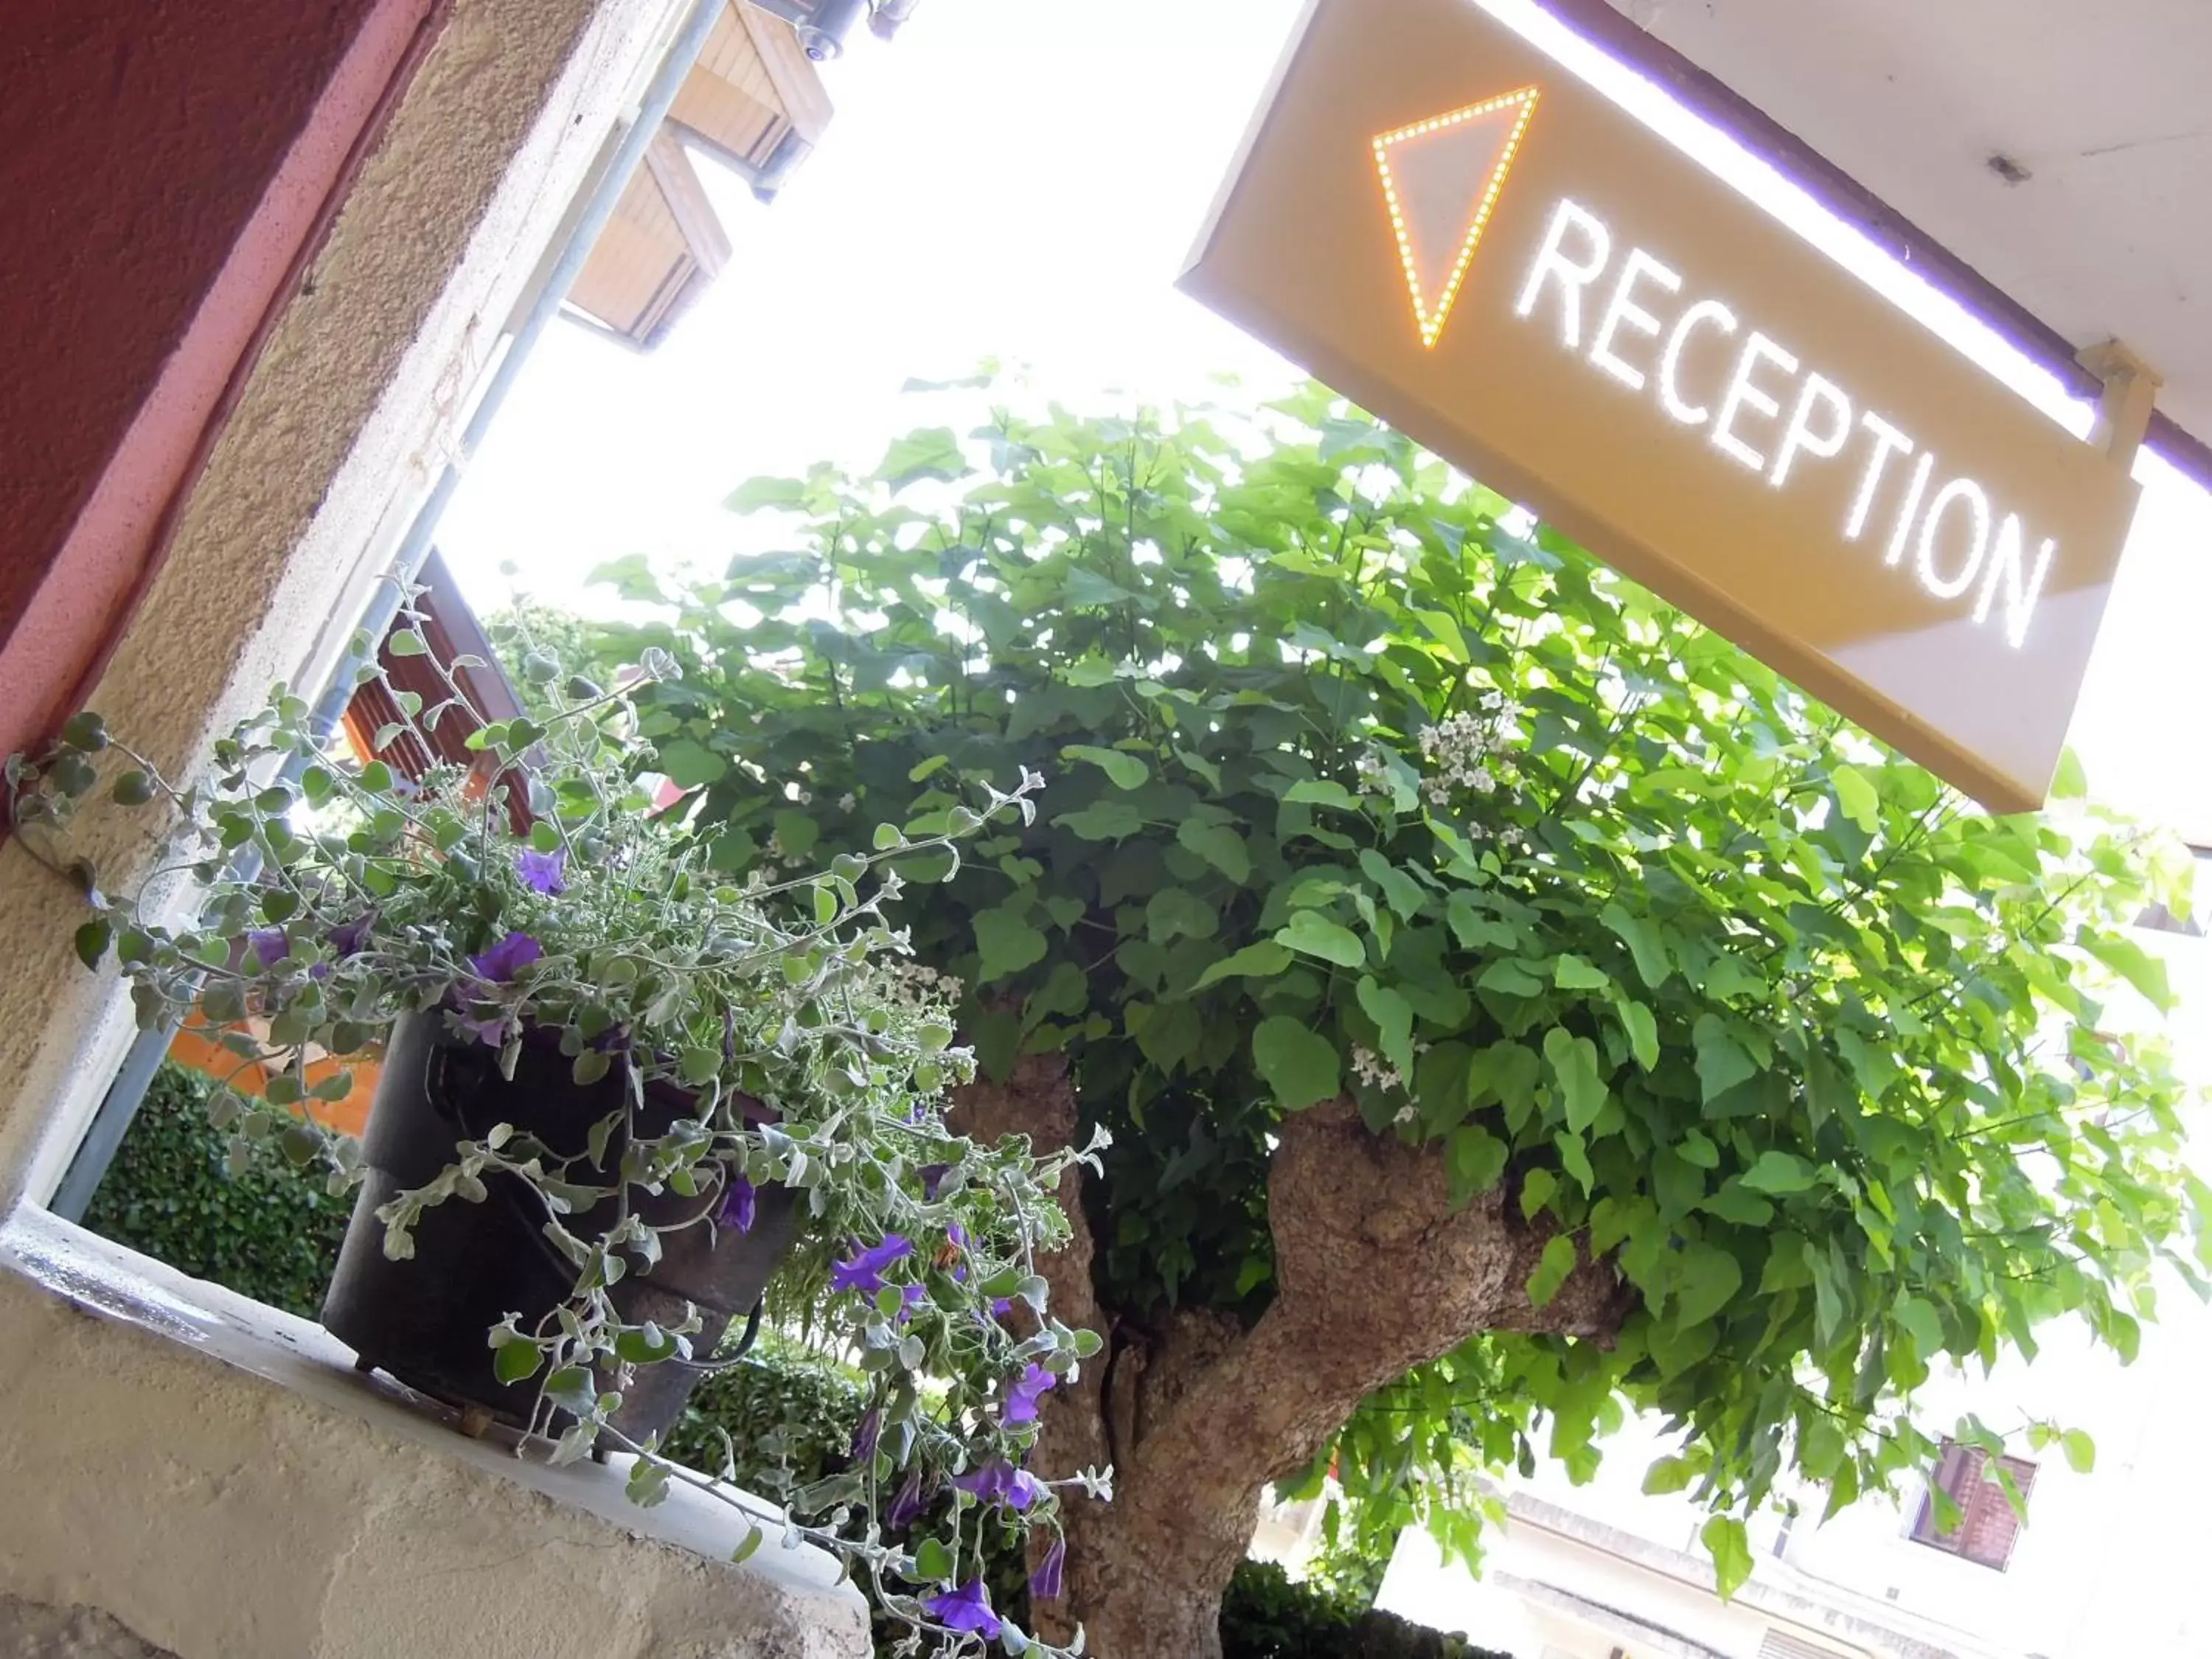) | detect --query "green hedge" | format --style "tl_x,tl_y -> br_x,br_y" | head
83,1062 -> 352,1319
84,1065 -> 1509,1656
1221,1562 -> 1509,1659
663,1335 -> 873,1503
